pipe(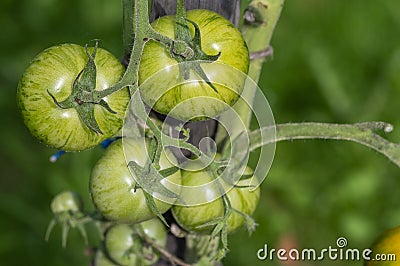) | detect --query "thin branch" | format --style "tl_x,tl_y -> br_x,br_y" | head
249,122 -> 400,167
215,0 -> 284,143
140,232 -> 191,266
249,46 -> 273,60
